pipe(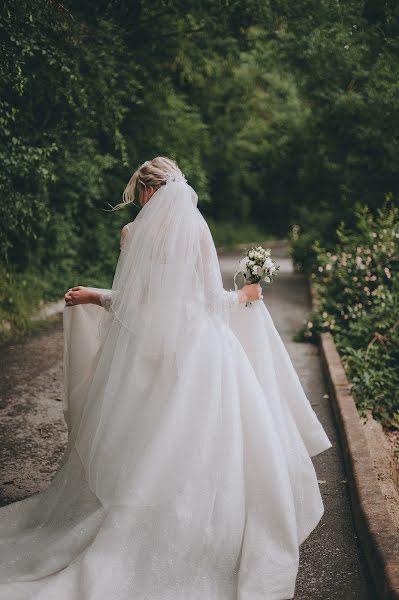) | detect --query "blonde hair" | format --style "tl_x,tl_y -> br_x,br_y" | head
112,156 -> 186,210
